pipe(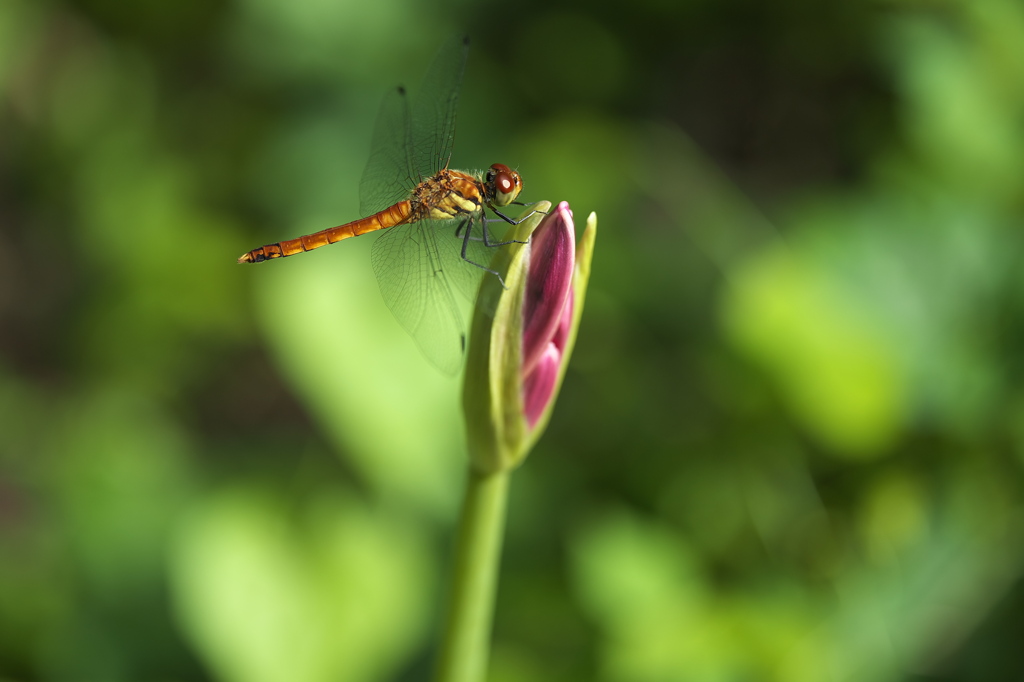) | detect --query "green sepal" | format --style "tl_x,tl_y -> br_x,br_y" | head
462,202 -> 550,475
